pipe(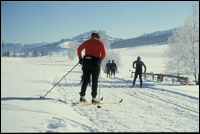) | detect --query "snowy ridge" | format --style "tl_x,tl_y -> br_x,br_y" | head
59,41 -> 73,49
1,30 -> 122,55
139,28 -> 176,37
1,44 -> 199,132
